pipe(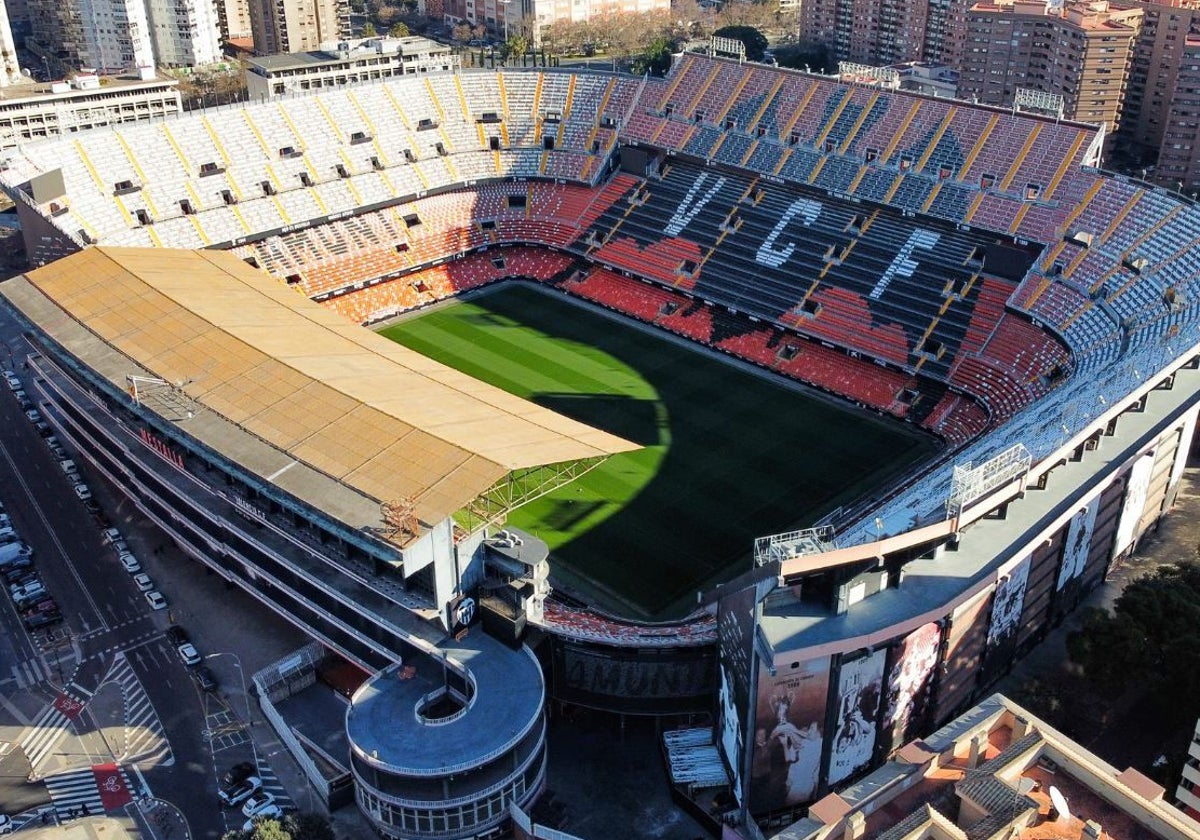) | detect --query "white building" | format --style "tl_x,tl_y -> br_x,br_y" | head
77,0 -> 156,75
1179,716 -> 1200,824
144,0 -> 224,67
0,72 -> 181,150
0,0 -> 20,87
245,36 -> 458,100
